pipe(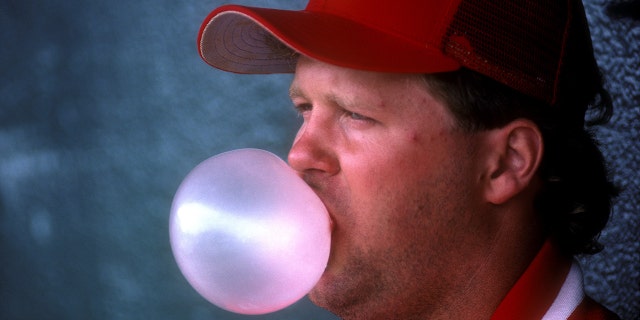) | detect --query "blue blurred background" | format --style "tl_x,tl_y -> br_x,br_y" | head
0,0 -> 638,319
